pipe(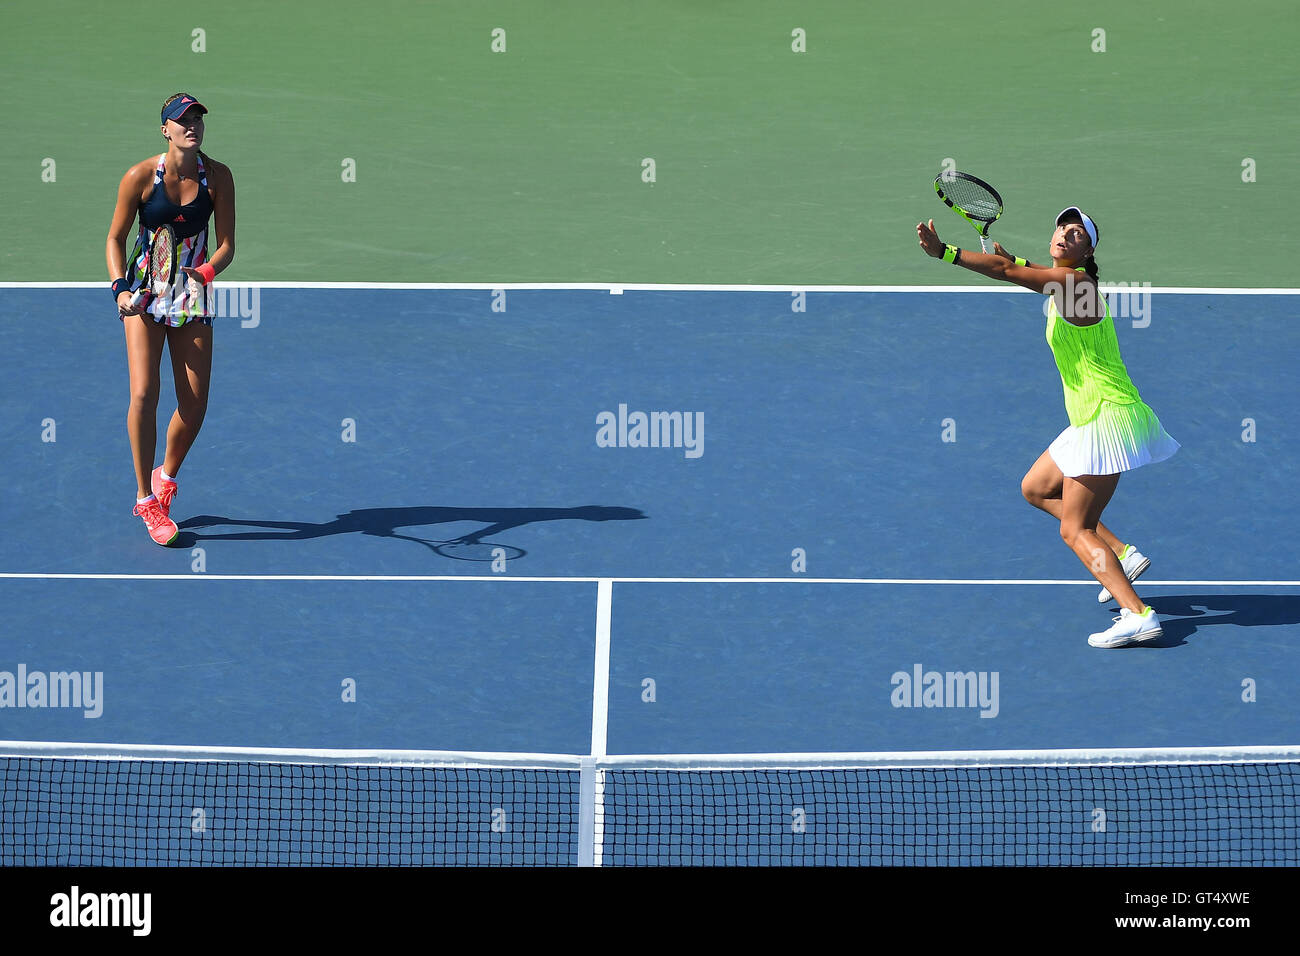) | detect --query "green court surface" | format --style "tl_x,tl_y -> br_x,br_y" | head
1,0 -> 1295,286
